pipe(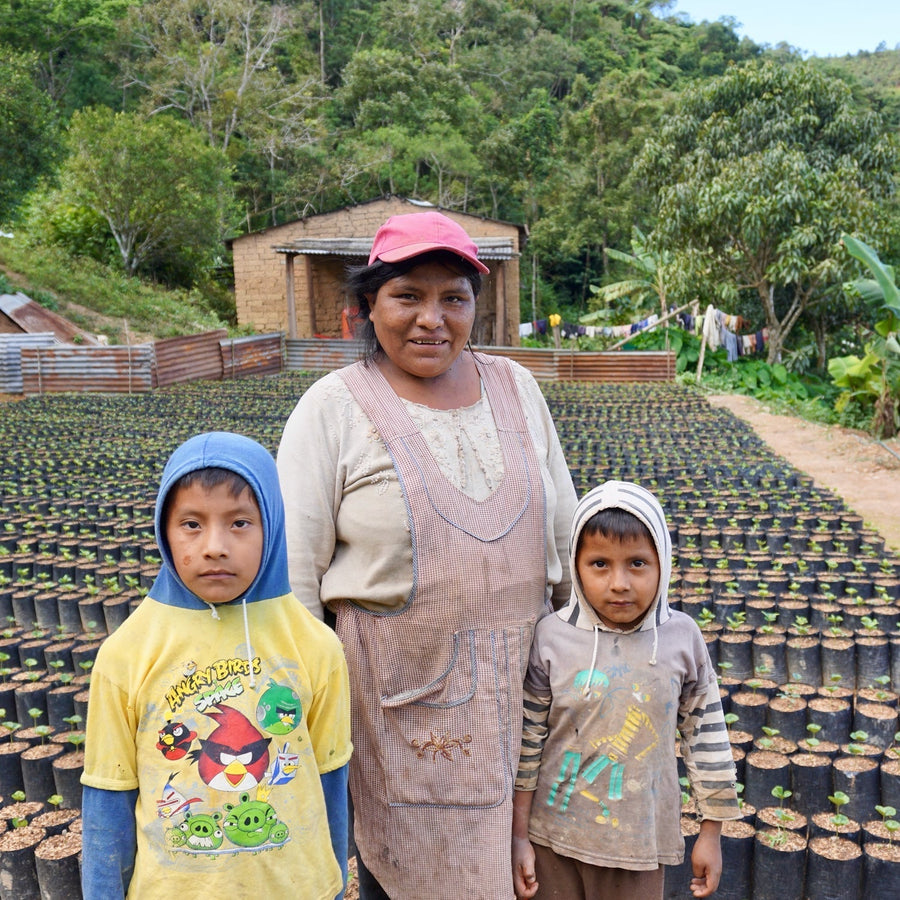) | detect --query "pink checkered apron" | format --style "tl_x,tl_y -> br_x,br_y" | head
339,353 -> 547,899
